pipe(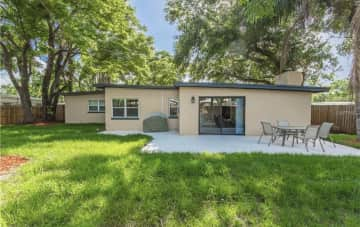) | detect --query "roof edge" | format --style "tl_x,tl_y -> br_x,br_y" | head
92,82 -> 329,93
175,82 -> 329,93
62,91 -> 104,96
94,83 -> 176,89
